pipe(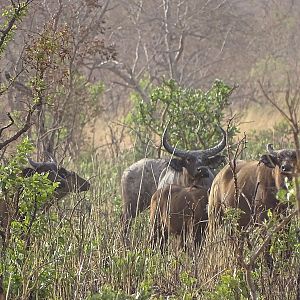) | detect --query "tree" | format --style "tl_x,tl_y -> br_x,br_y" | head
0,0 -> 37,152
1,0 -> 116,159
